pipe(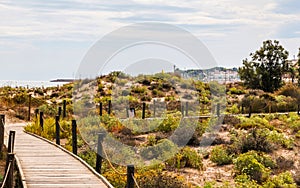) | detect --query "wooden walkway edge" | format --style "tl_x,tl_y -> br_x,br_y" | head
6,123 -> 114,188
